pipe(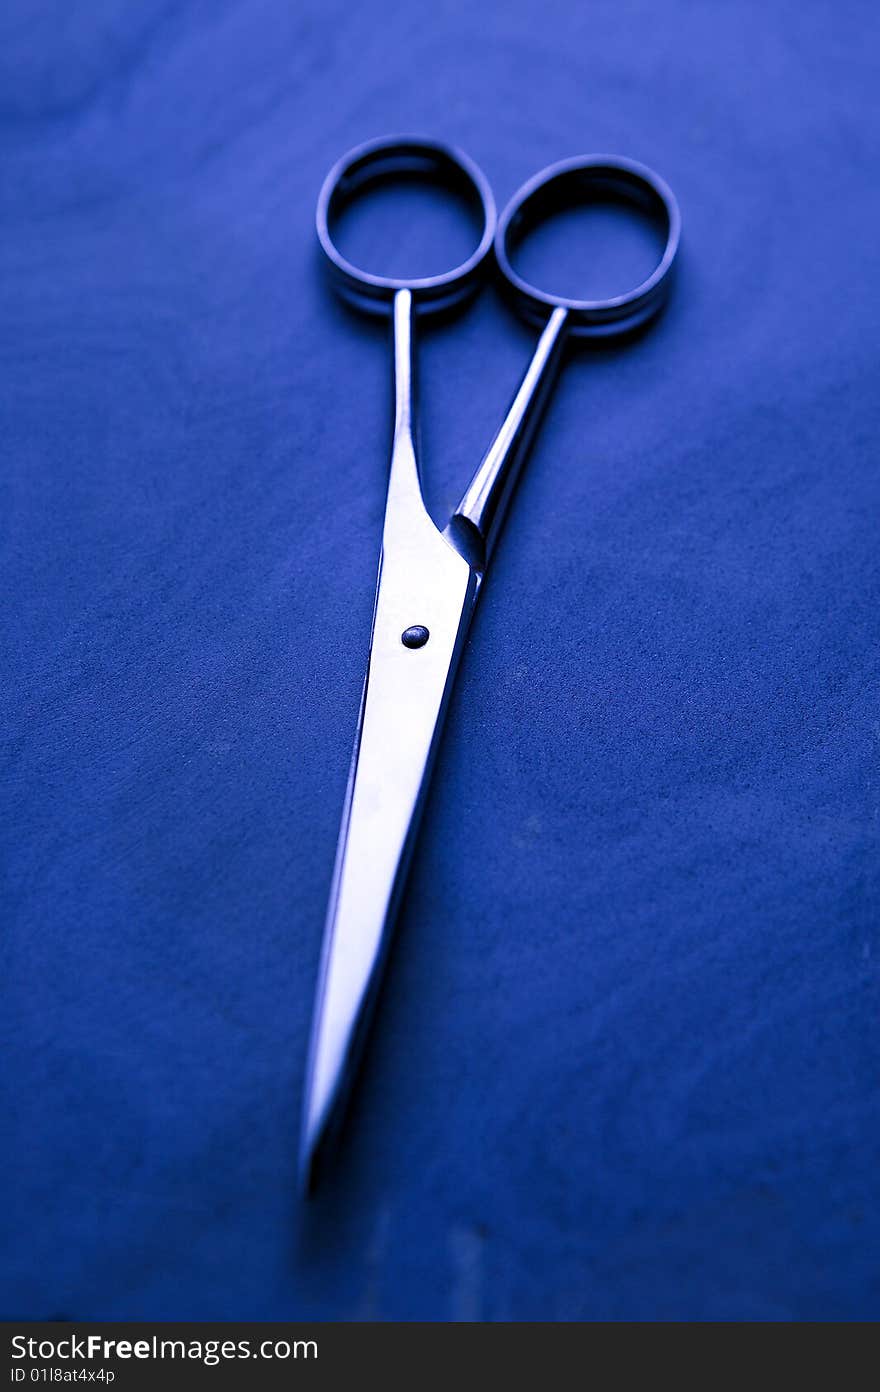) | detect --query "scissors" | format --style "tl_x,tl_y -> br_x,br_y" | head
301,136 -> 680,1190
